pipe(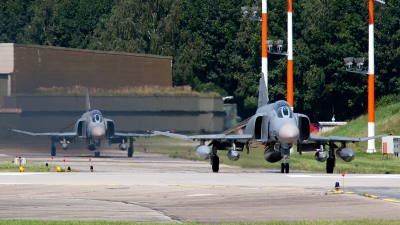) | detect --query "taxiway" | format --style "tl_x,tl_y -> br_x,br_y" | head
1,144 -> 400,222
